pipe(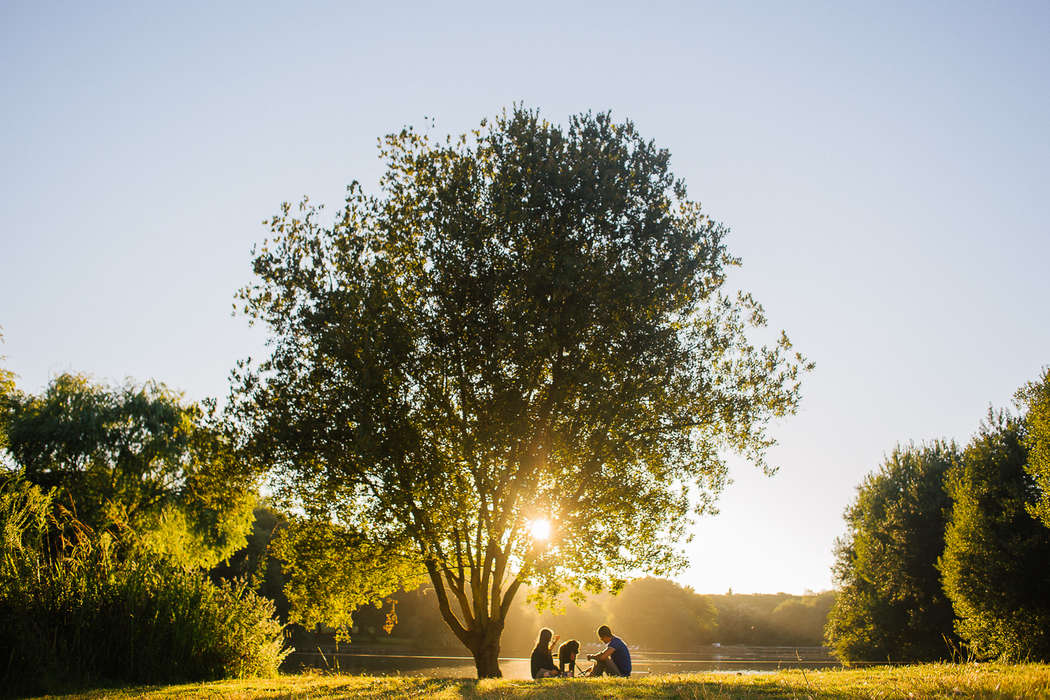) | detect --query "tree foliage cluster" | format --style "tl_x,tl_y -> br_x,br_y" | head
1018,368 -> 1050,528
209,505 -> 291,622
940,409 -> 1050,661
826,369 -> 1050,662
3,373 -> 256,569
824,442 -> 957,662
